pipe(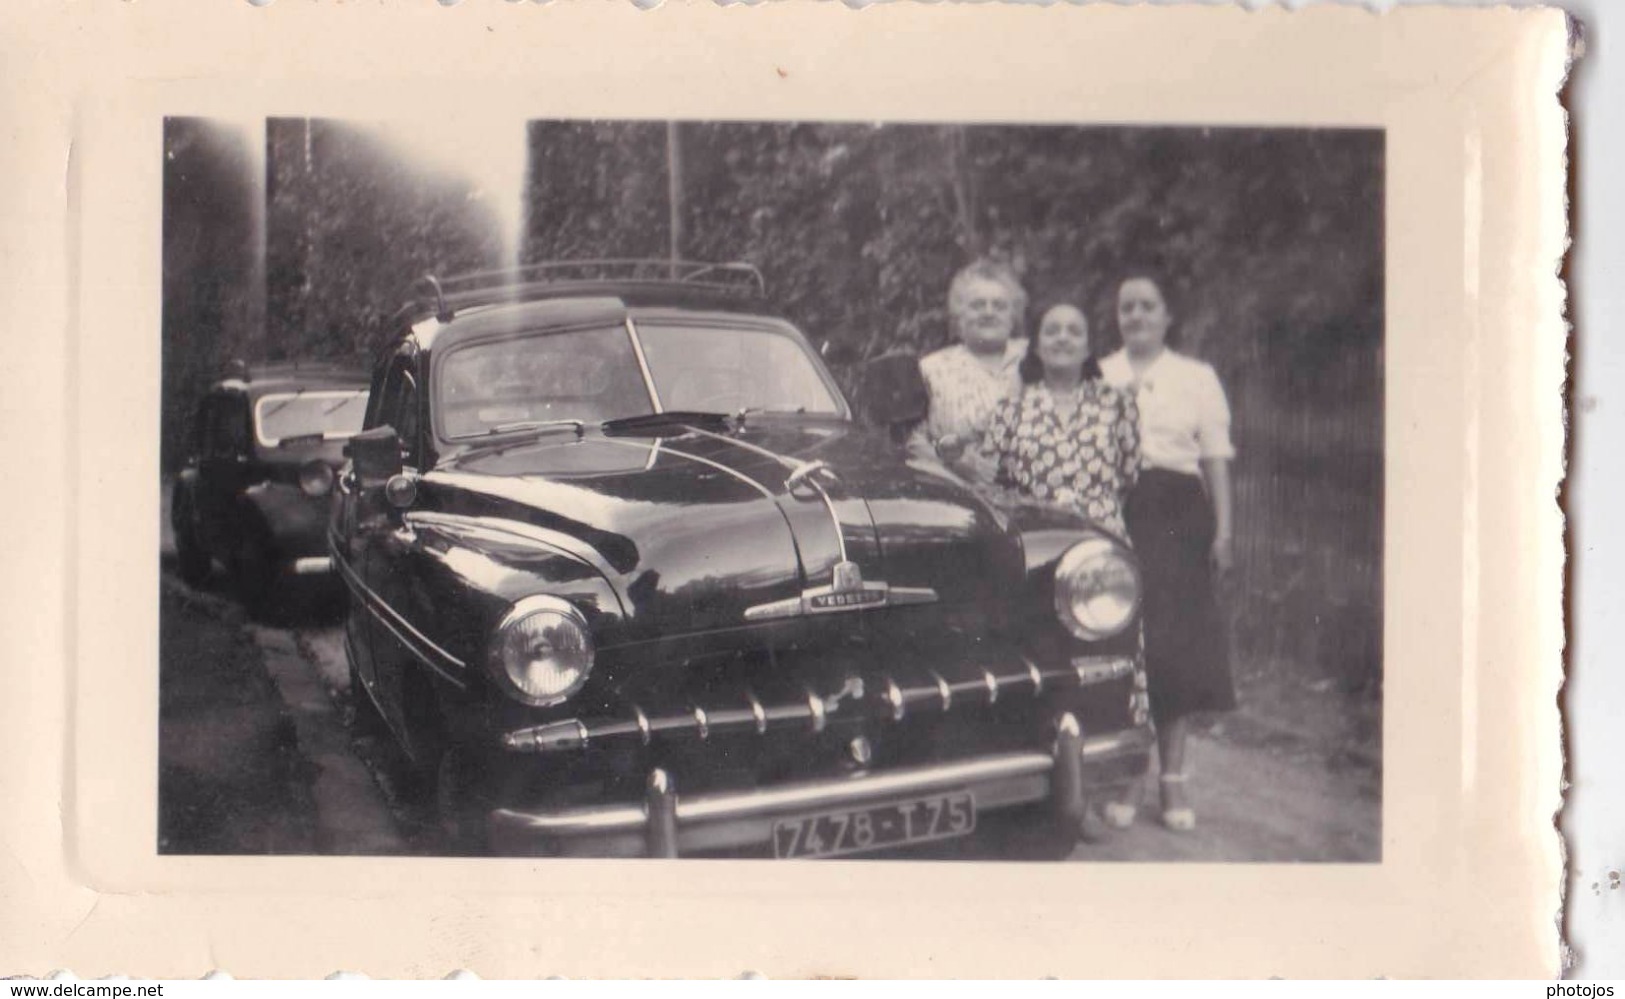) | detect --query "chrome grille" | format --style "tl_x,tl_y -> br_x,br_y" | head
502,654 -> 1136,754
